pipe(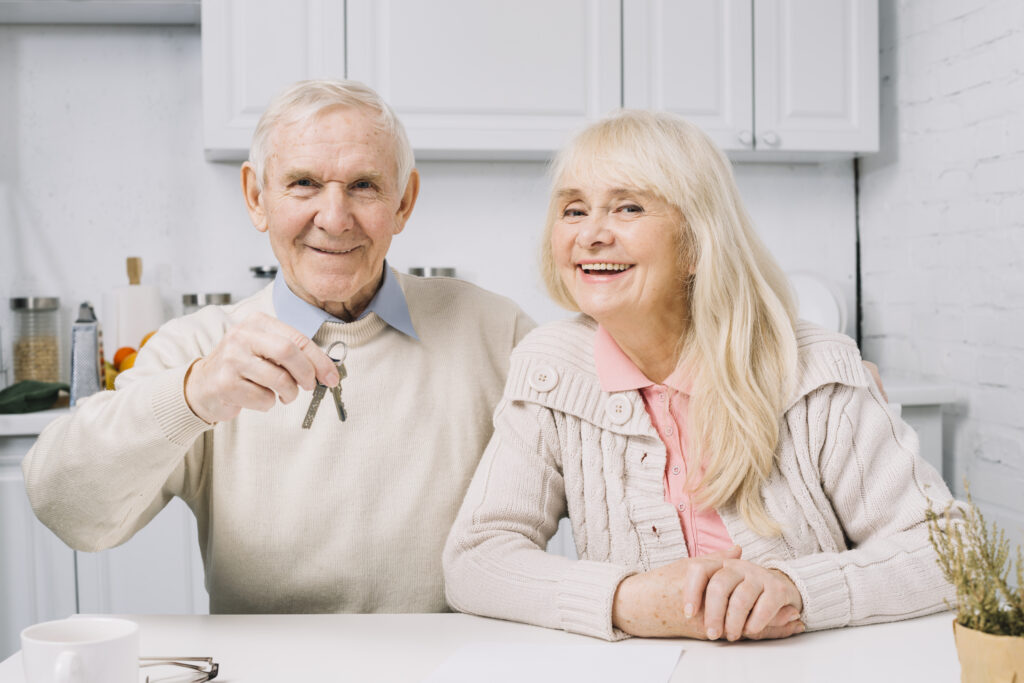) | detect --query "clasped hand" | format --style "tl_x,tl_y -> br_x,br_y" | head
612,545 -> 804,641
184,313 -> 340,424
